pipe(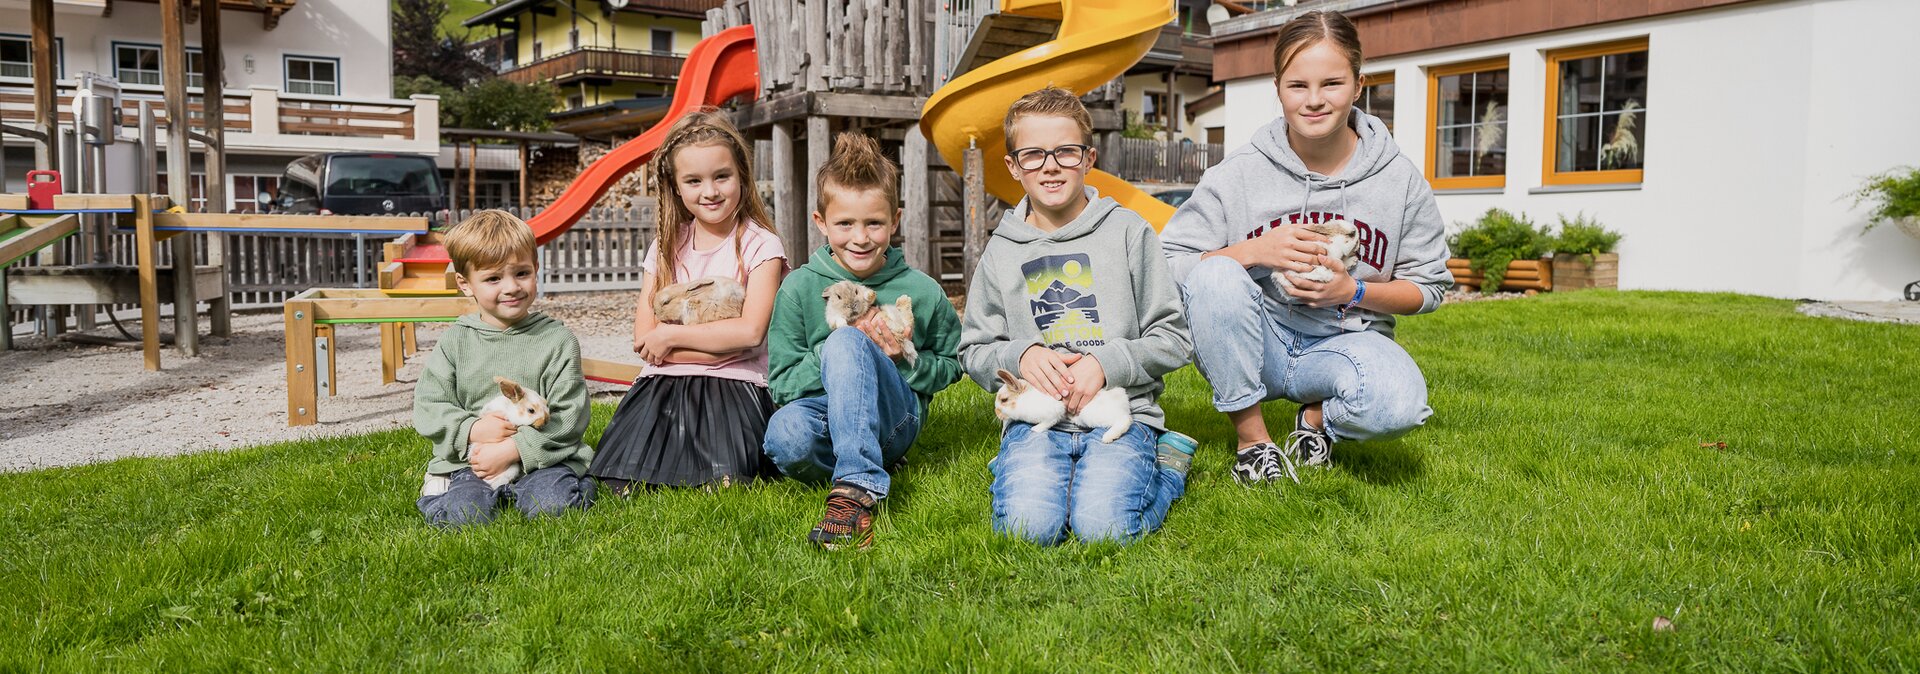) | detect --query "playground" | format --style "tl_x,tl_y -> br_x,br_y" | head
3,0 -> 1919,669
